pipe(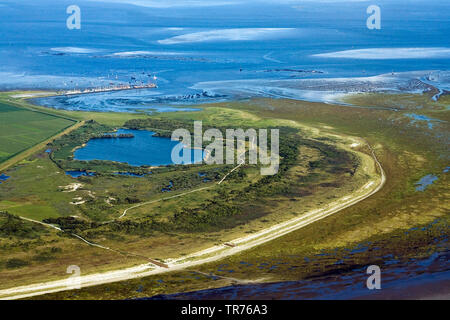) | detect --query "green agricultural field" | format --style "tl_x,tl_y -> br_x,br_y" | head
0,102 -> 75,164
